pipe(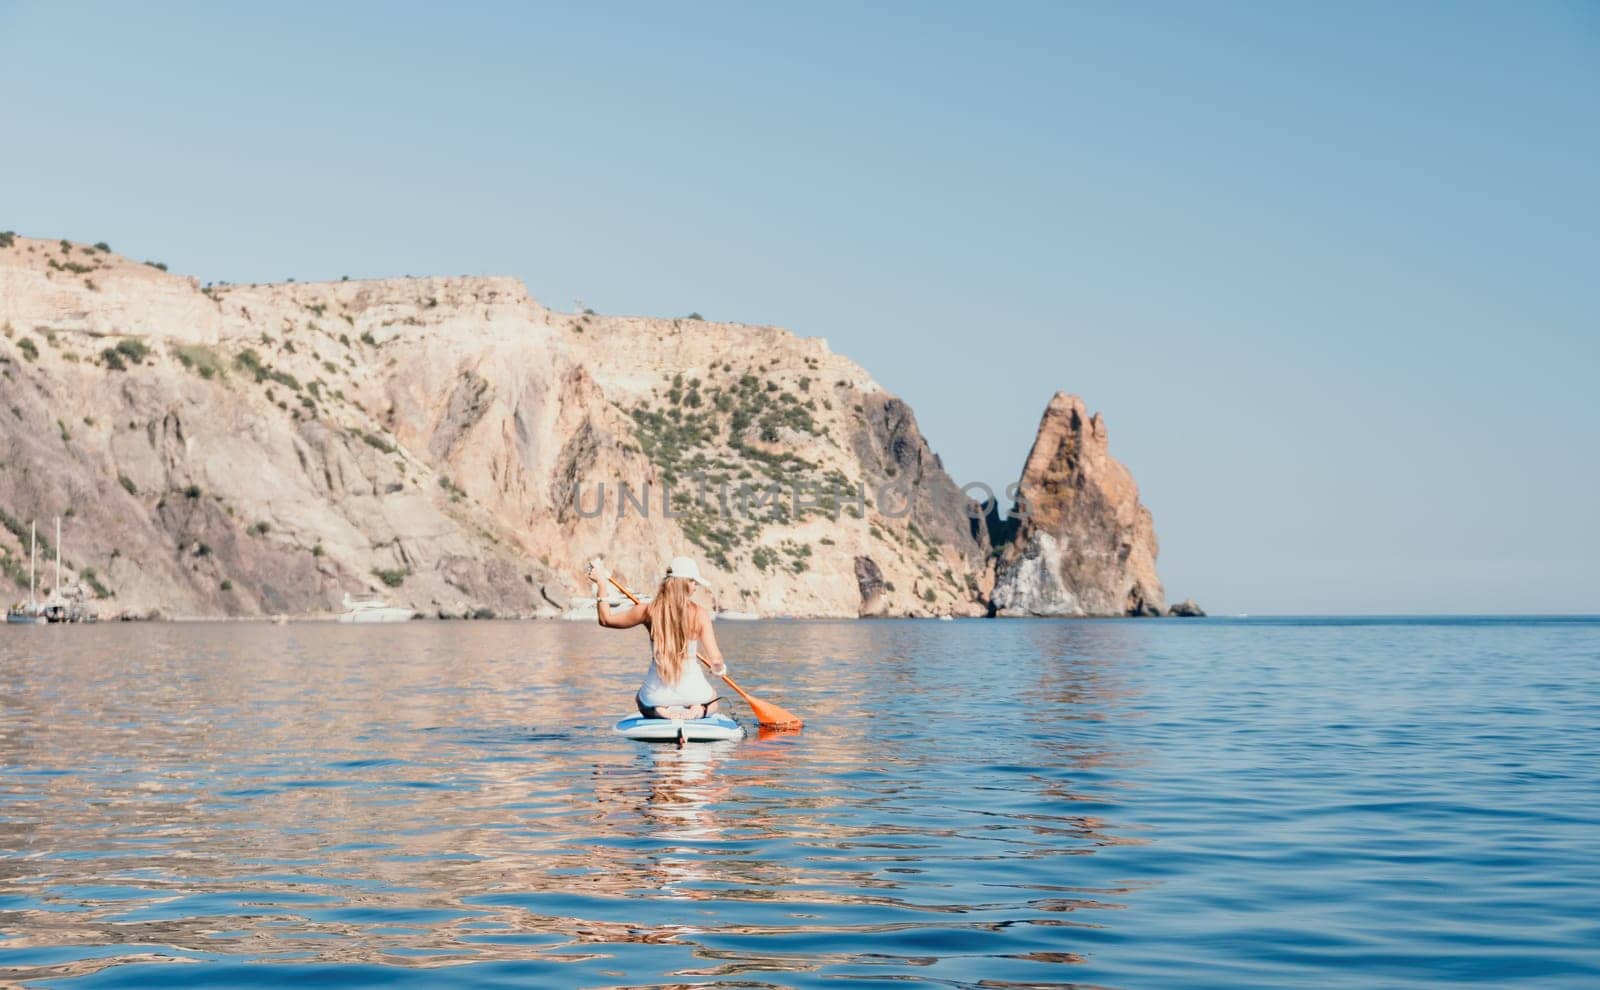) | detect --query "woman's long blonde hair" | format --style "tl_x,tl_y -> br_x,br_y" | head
645,577 -> 697,684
